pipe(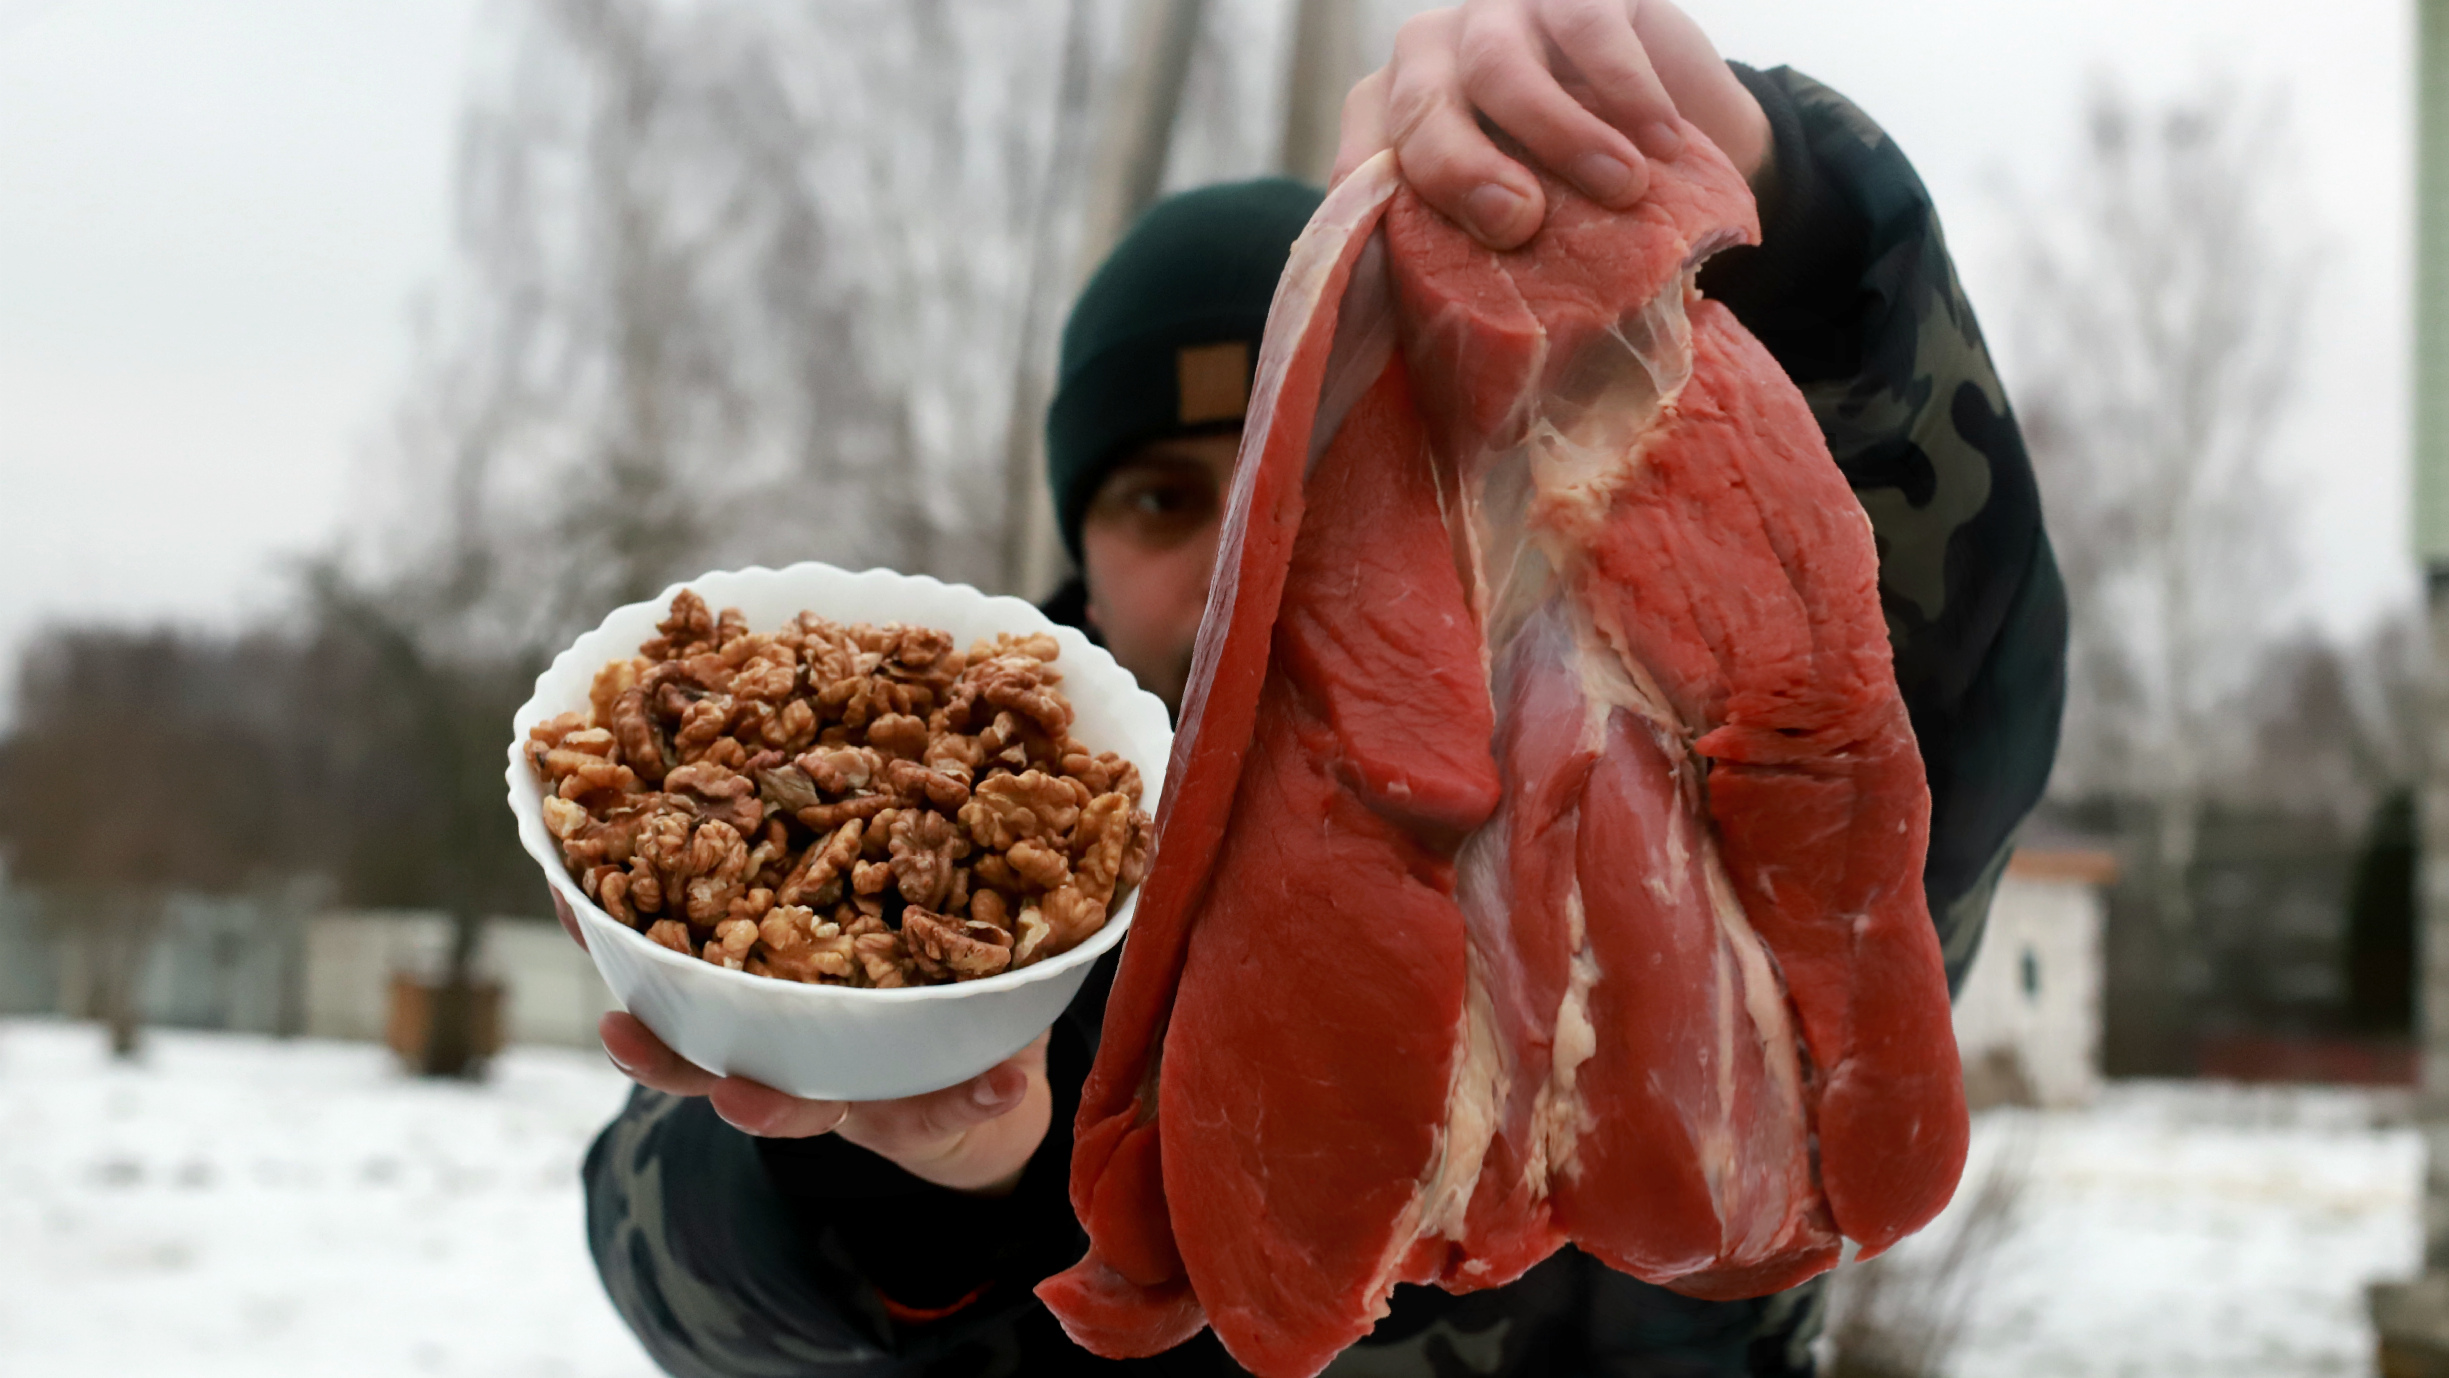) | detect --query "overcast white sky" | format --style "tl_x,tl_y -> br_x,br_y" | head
0,0 -> 2416,706
1698,0 -> 2414,645
0,0 -> 485,669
